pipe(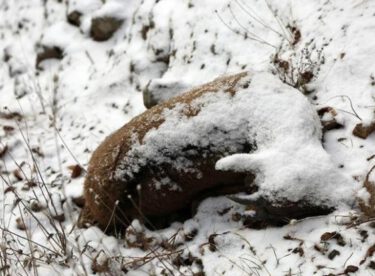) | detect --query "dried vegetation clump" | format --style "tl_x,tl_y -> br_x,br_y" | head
359,166 -> 375,218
